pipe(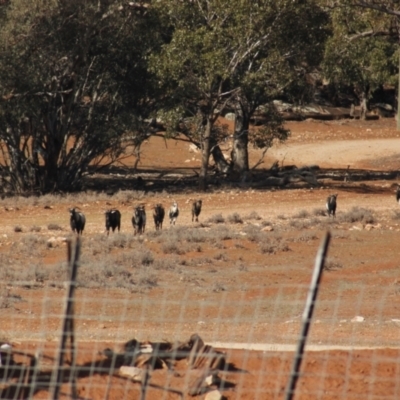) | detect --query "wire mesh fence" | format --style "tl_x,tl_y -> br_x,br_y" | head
1,199 -> 400,399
